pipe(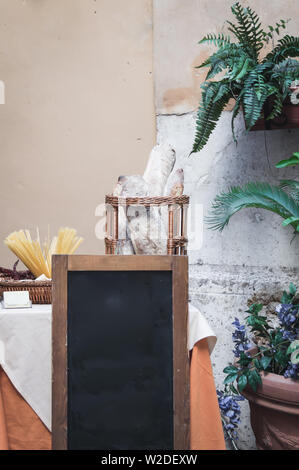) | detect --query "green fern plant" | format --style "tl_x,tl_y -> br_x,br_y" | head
192,2 -> 299,154
207,153 -> 299,235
